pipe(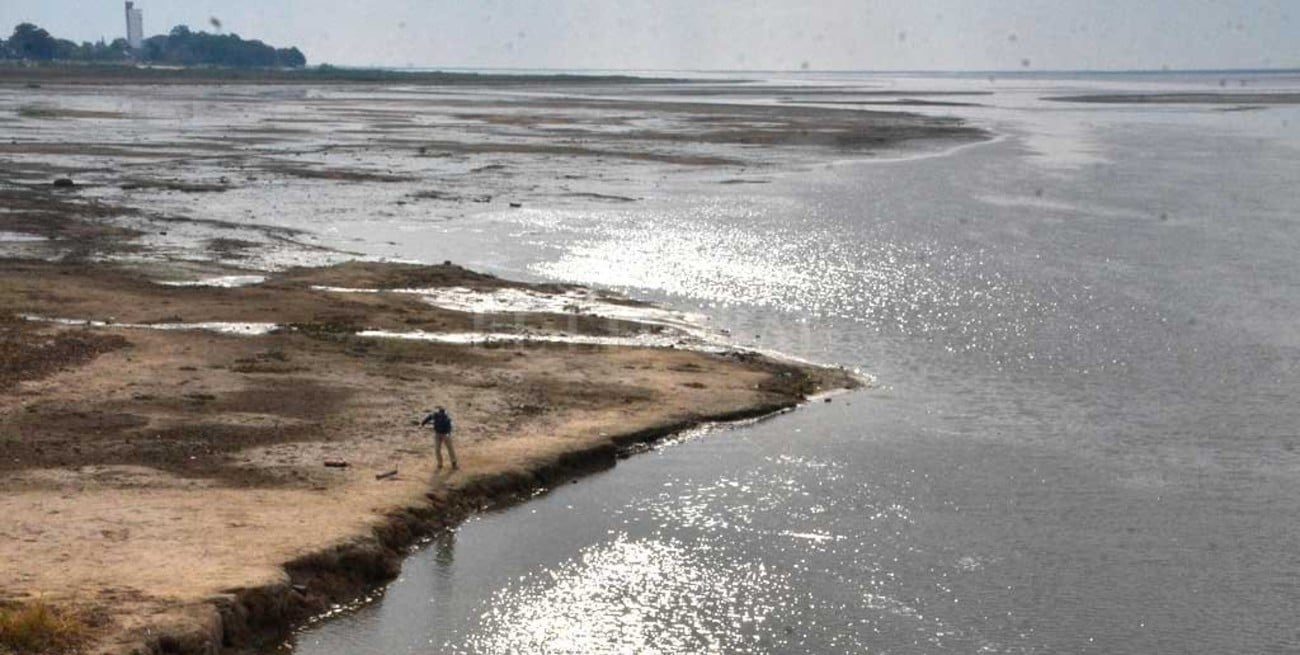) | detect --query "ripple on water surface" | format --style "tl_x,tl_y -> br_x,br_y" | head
425,445 -> 982,655
460,535 -> 786,655
513,198 -> 1060,367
